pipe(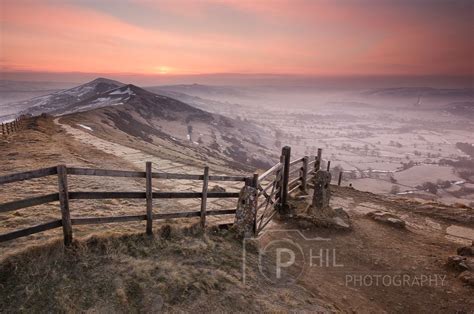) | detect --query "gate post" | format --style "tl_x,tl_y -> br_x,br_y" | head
234,175 -> 258,238
301,156 -> 309,193
279,146 -> 291,215
314,148 -> 322,173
